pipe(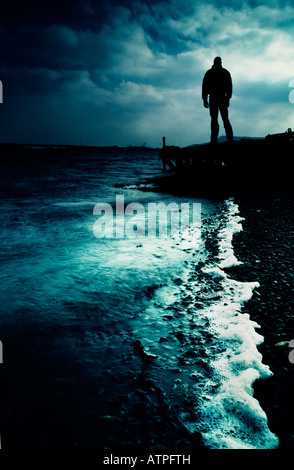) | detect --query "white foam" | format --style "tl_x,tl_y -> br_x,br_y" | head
183,198 -> 279,449
196,366 -> 278,449
218,198 -> 244,269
